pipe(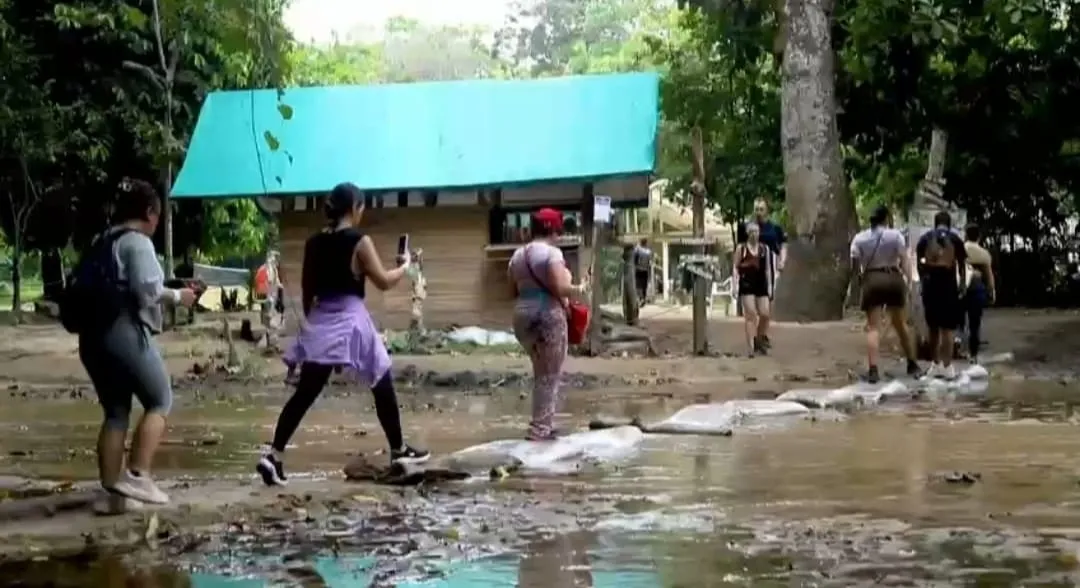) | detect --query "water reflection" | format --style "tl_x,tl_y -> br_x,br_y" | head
10,380 -> 1080,585
517,531 -> 594,587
